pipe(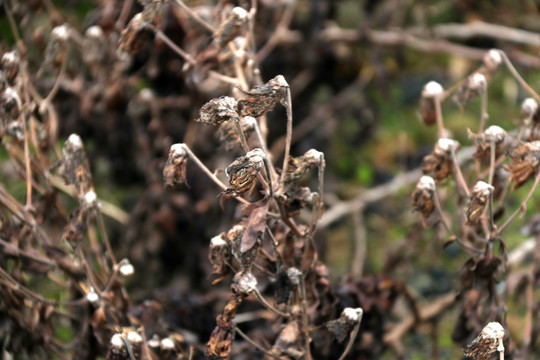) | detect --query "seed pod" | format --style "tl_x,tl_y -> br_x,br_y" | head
464,322 -> 505,360
412,175 -> 436,221
83,26 -> 106,66
506,141 -> 540,189
218,116 -> 255,150
285,149 -> 323,183
238,75 -> 289,117
324,307 -> 363,343
45,24 -> 70,67
469,125 -> 507,161
422,138 -> 460,182
1,51 -> 20,85
419,81 -> 444,125
163,143 -> 188,187
225,148 -> 265,194
119,13 -> 154,55
454,72 -> 487,108
466,181 -> 494,225
197,96 -> 239,126
215,7 -> 248,48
